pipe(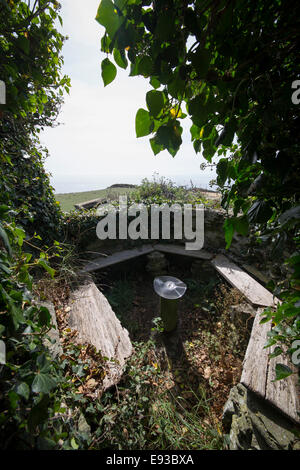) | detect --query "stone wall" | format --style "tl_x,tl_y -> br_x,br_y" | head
222,384 -> 300,450
81,207 -> 249,259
